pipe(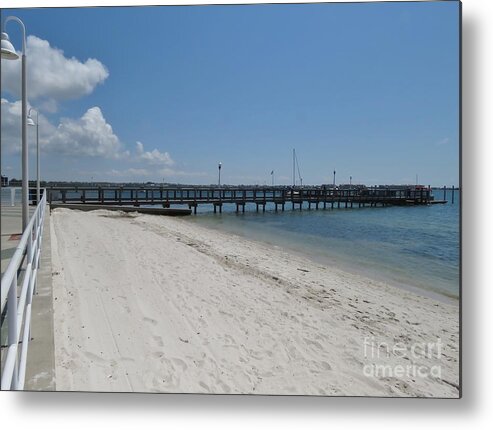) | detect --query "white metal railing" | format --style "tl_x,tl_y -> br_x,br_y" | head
1,190 -> 46,390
